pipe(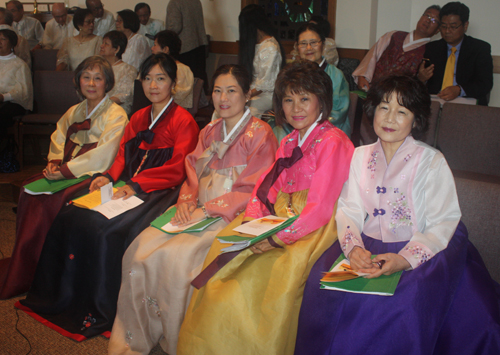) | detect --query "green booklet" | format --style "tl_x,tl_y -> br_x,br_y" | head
217,214 -> 299,253
320,254 -> 402,296
151,206 -> 222,234
24,175 -> 91,195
